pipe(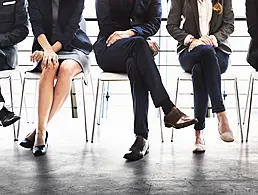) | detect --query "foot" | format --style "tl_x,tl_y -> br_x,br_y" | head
20,130 -> 36,149
193,137 -> 206,153
164,106 -> 198,129
123,135 -> 149,161
217,112 -> 234,142
0,107 -> 20,127
32,131 -> 48,157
